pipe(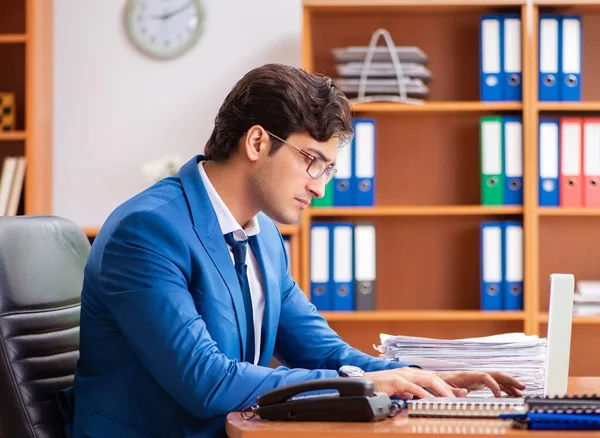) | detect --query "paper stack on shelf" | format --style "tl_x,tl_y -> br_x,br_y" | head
376,332 -> 547,398
574,280 -> 600,316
